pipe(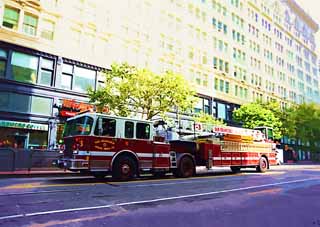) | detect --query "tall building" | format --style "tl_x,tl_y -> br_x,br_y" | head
0,0 -> 319,149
